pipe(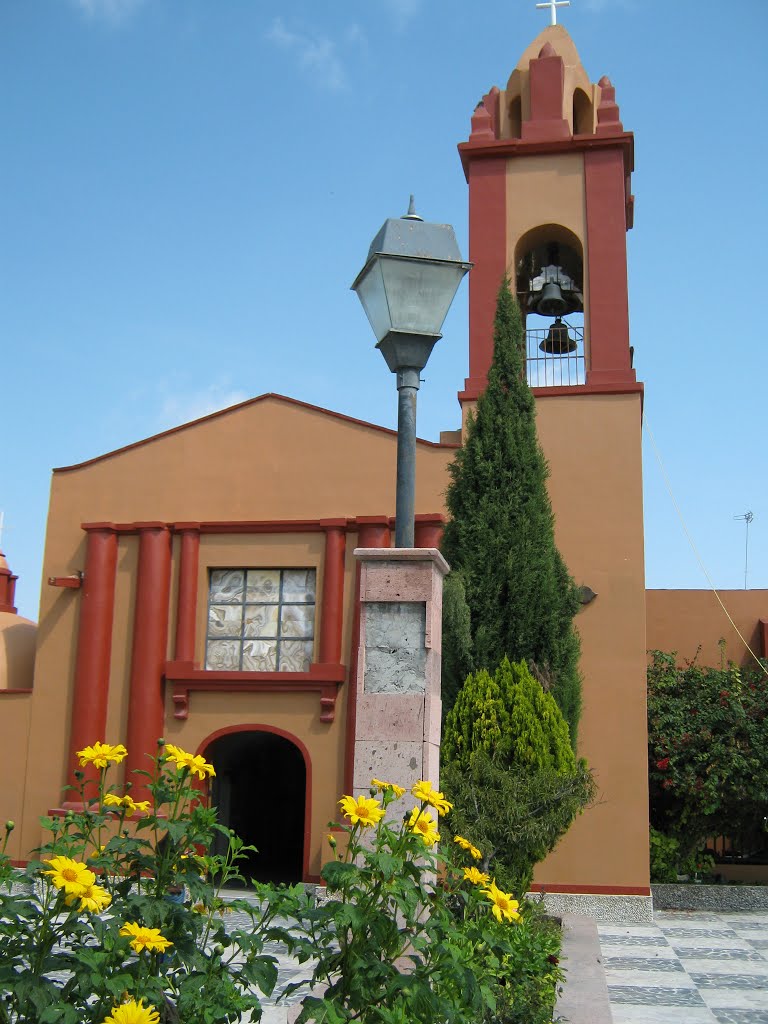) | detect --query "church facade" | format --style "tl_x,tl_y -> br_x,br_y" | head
2,25 -> 766,907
